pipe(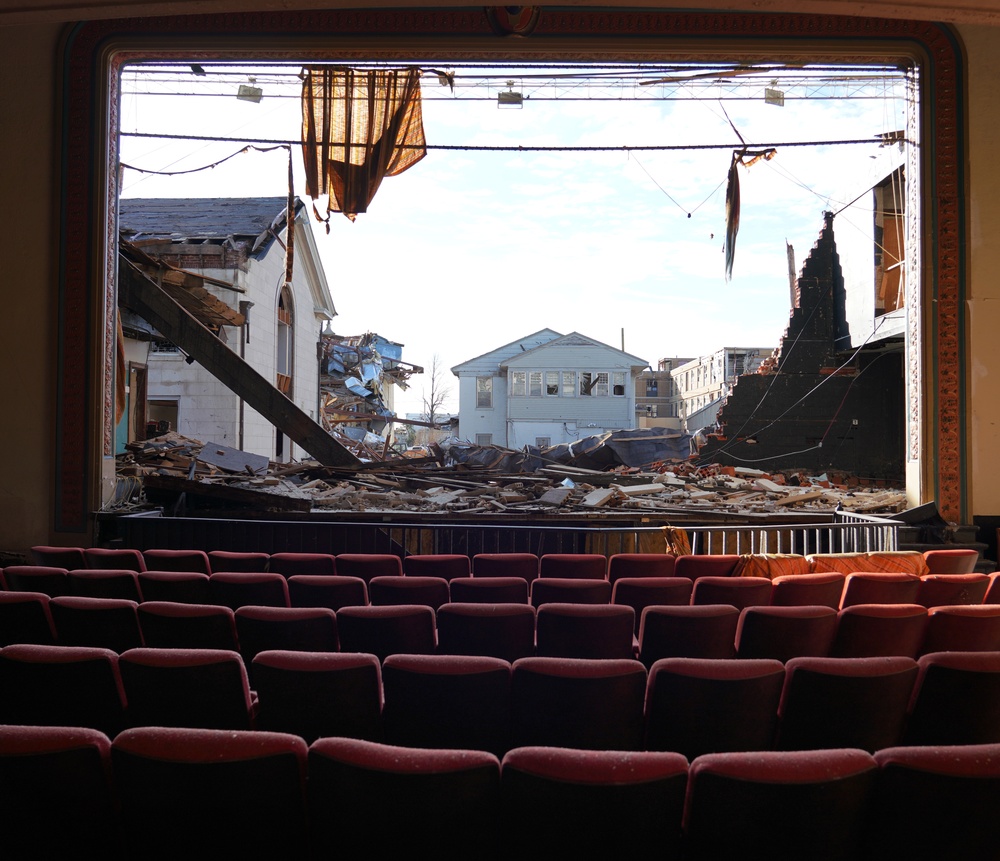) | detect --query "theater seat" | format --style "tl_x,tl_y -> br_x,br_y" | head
308,738 -> 501,859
